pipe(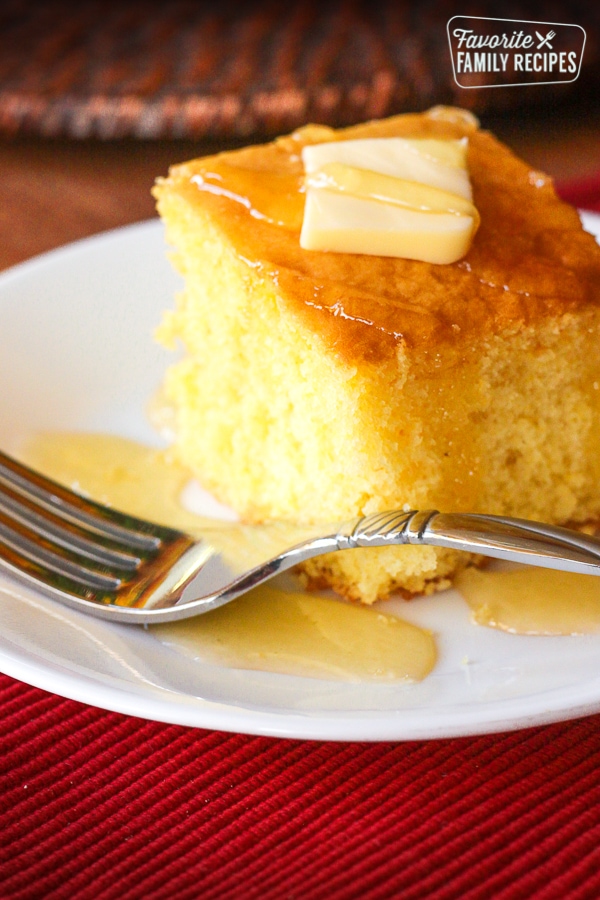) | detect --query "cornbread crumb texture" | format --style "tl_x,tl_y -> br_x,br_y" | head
153,106 -> 600,603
